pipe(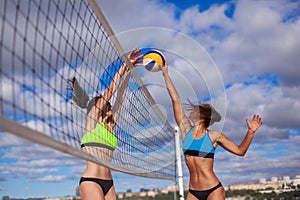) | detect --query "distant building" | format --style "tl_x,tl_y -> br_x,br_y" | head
147,190 -> 158,197
117,192 -> 125,199
228,174 -> 300,192
228,182 -> 281,191
124,191 -> 133,198
259,177 -> 266,184
293,175 -> 300,186
44,196 -> 80,200
271,176 -> 278,183
117,189 -> 160,199
116,174 -> 300,199
138,191 -> 147,197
